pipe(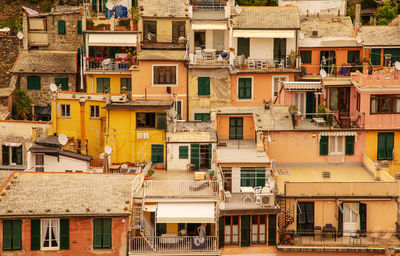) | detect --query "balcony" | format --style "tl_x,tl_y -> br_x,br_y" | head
84,17 -> 138,32
290,112 -> 365,130
143,180 -> 219,198
129,236 -> 219,255
233,55 -> 300,73
85,58 -> 135,73
190,49 -> 229,66
190,0 -> 228,19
